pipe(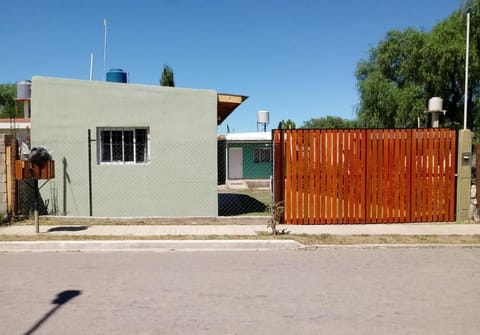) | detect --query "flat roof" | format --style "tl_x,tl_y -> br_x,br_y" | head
225,132 -> 271,141
0,118 -> 31,129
